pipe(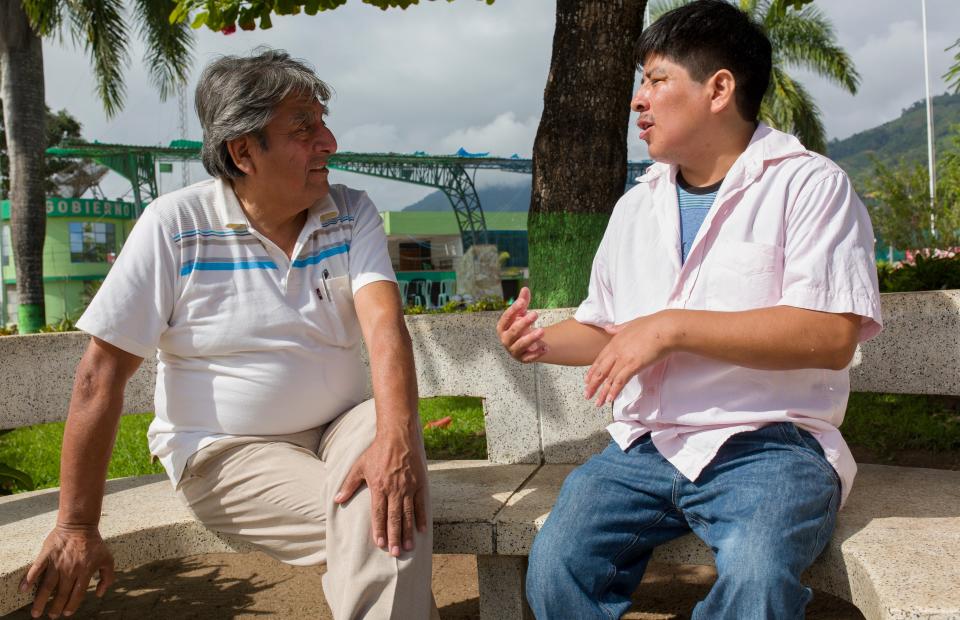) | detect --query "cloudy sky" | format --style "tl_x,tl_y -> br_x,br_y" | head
40,0 -> 960,210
